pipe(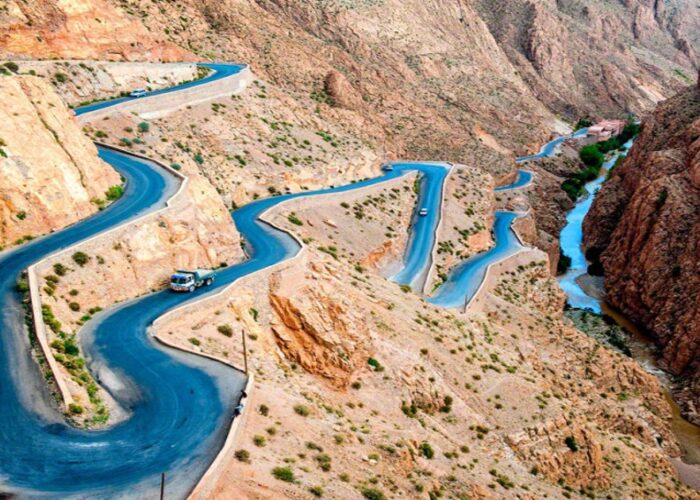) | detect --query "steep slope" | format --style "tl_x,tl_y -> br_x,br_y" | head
474,0 -> 698,118
3,0 -> 560,181
0,0 -> 193,61
0,76 -> 121,248
584,73 -> 700,423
